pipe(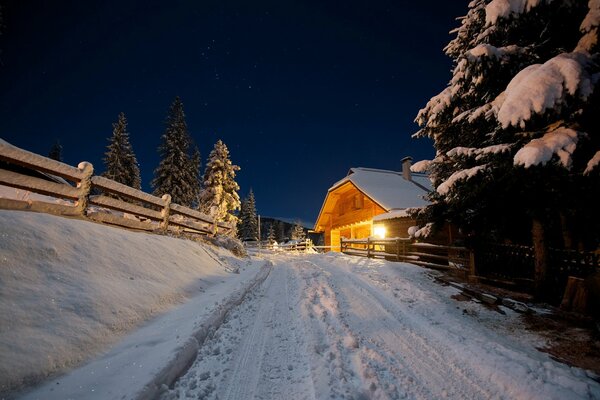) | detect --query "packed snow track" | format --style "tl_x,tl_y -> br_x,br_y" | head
161,252 -> 599,400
